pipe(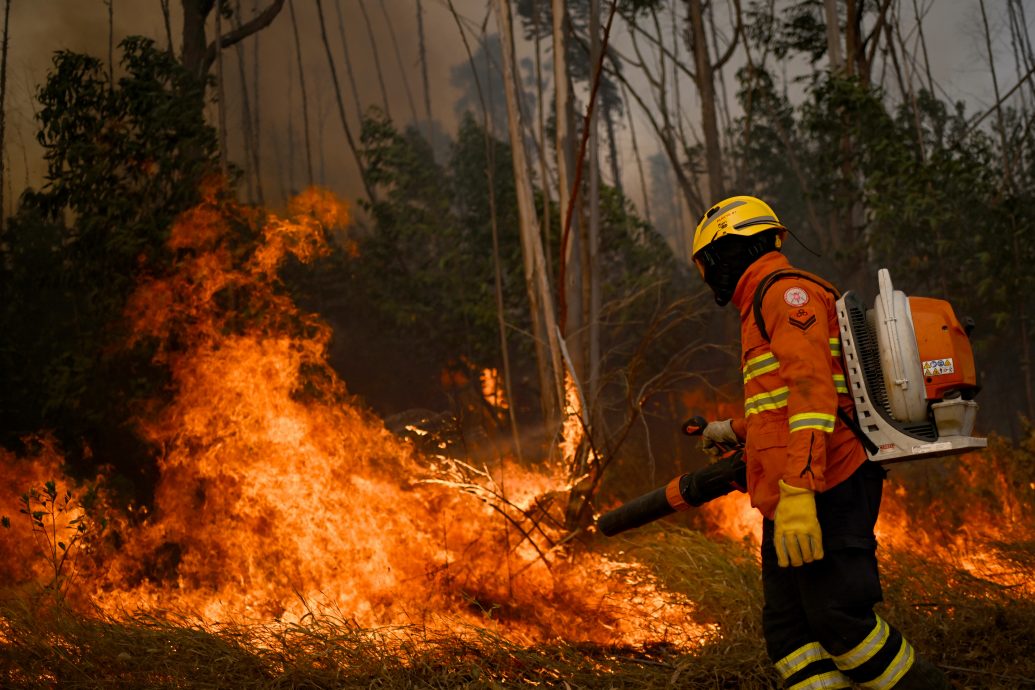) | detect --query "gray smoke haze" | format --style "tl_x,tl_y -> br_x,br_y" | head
1,1 -> 1028,228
